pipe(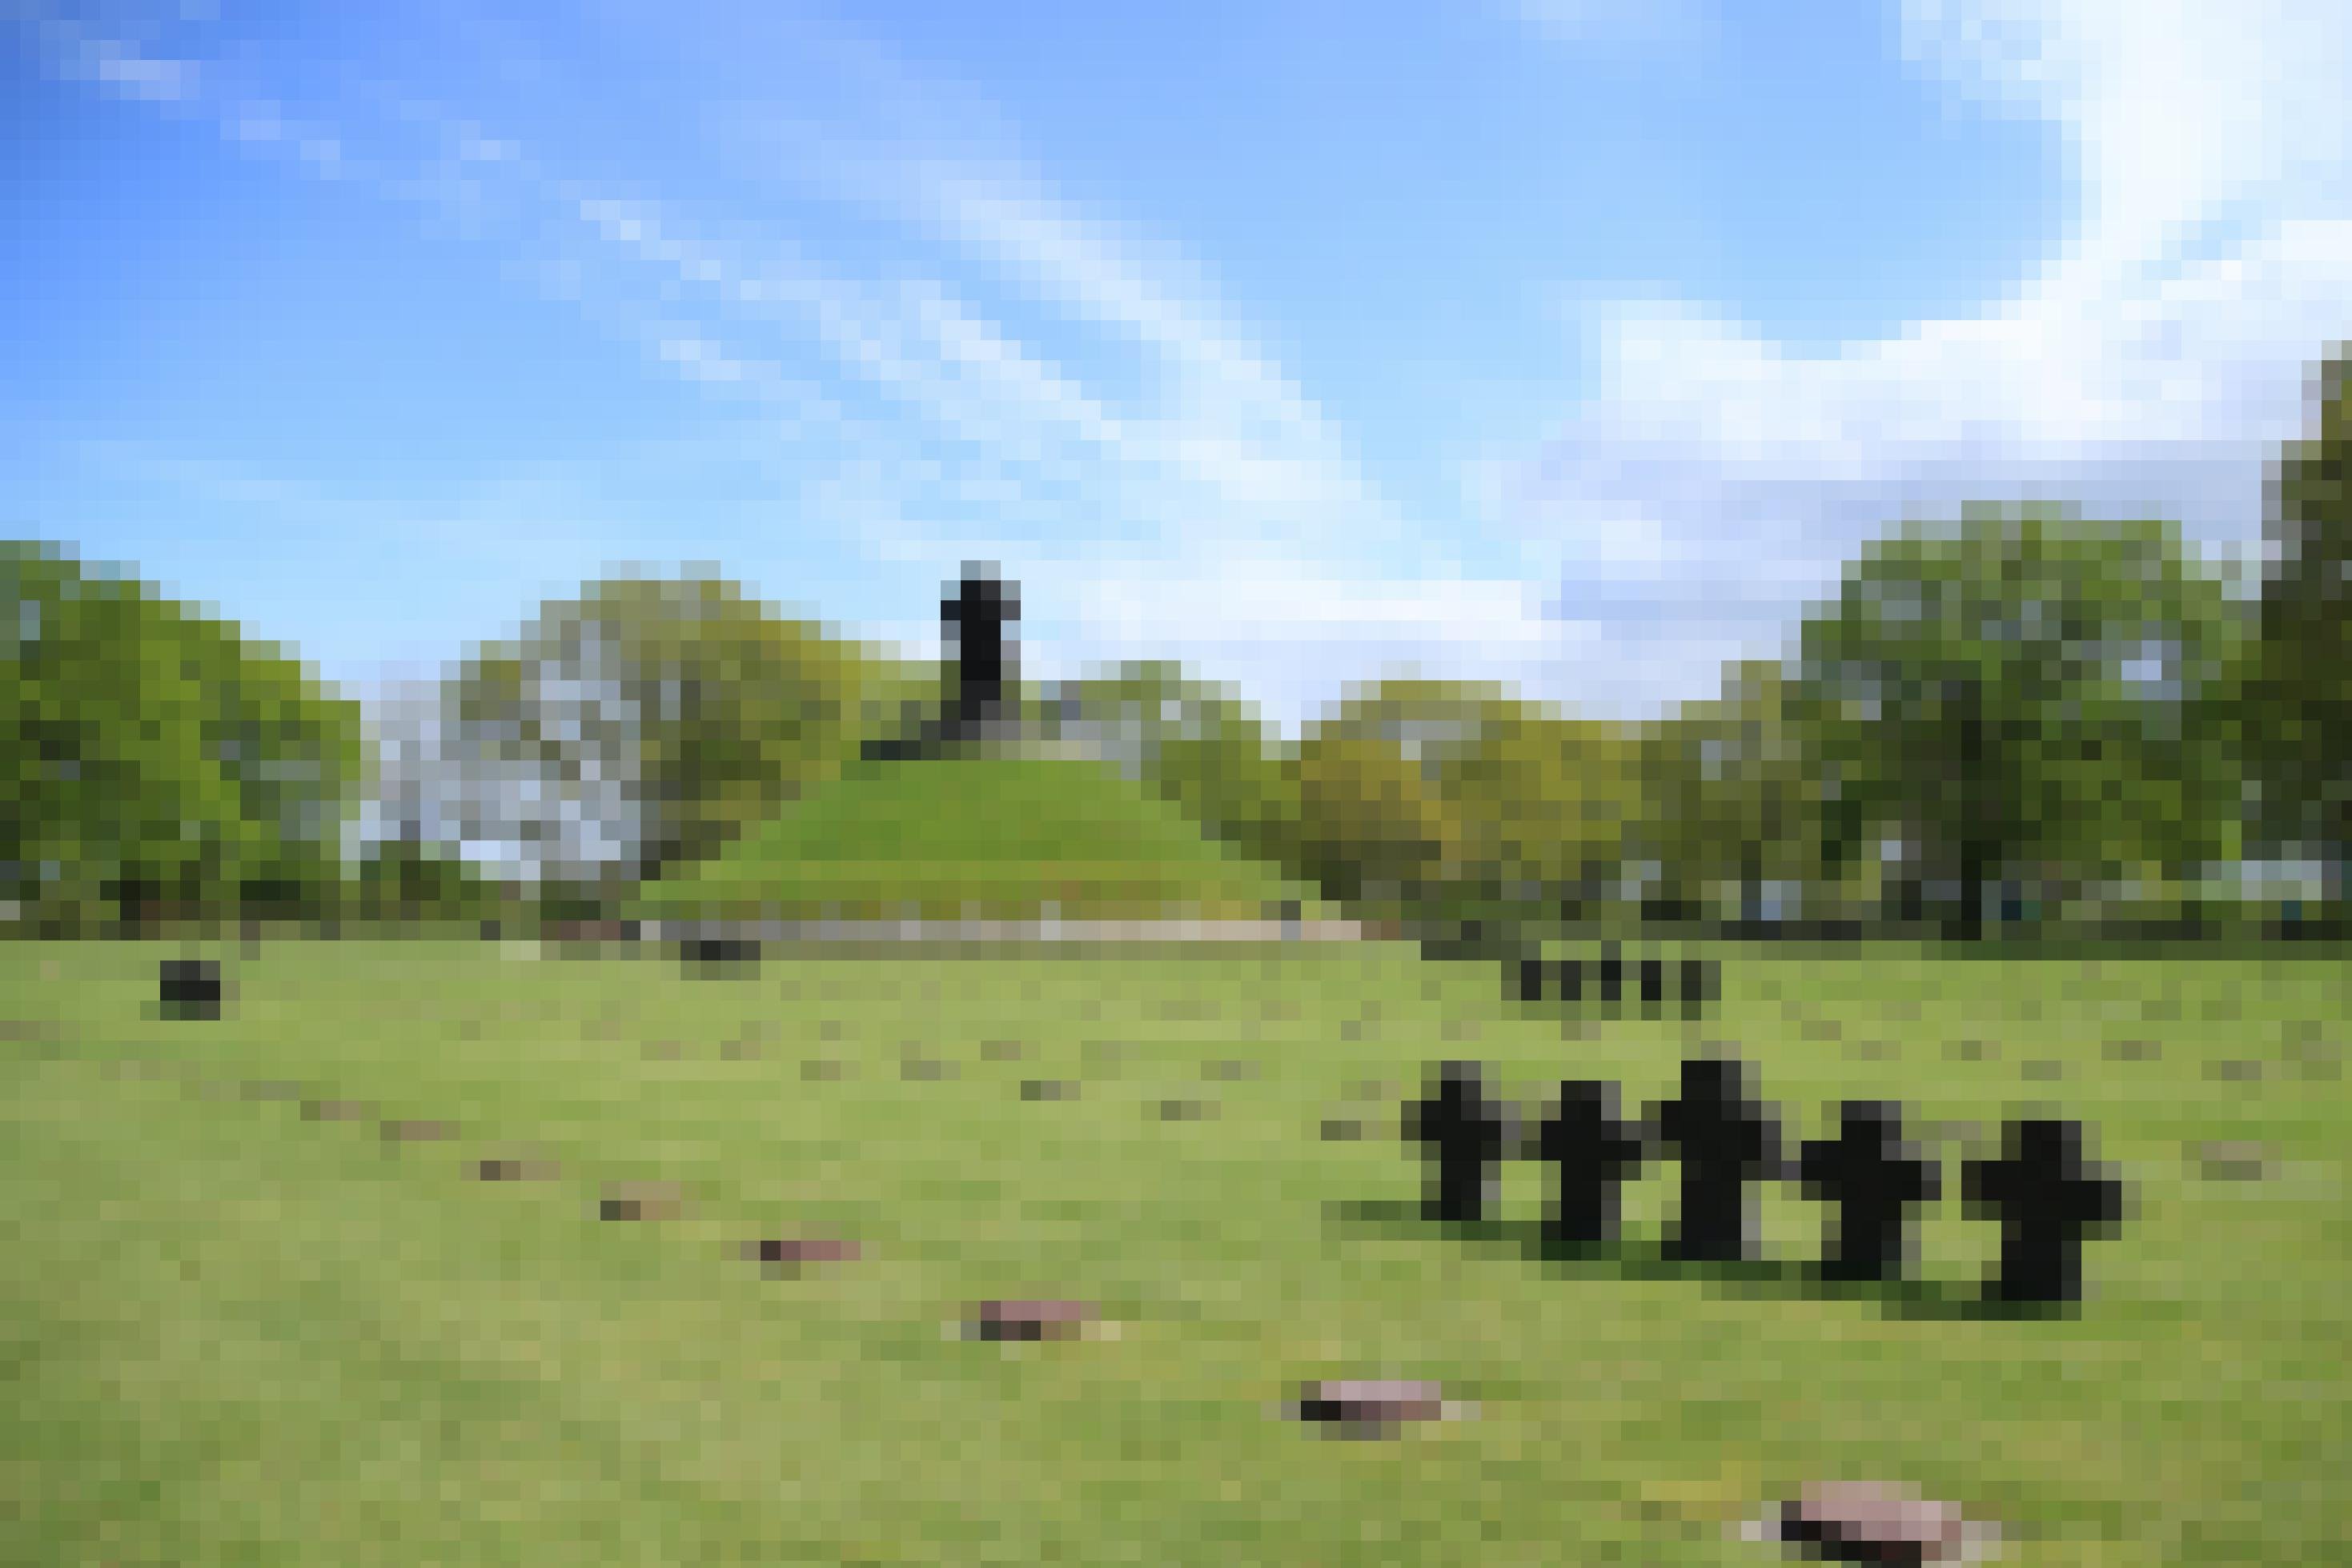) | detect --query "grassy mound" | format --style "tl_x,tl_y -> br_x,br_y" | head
635,750 -> 1331,921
